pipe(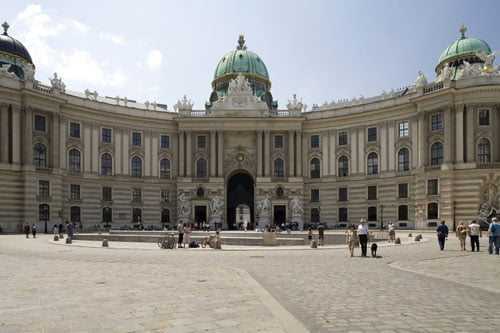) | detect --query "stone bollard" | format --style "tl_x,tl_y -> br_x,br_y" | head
311,240 -> 318,248
66,237 -> 72,244
395,237 -> 401,244
102,239 -> 109,247
408,233 -> 413,237
53,235 -> 59,241
418,234 -> 423,241
414,235 -> 421,242
59,233 -> 64,239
